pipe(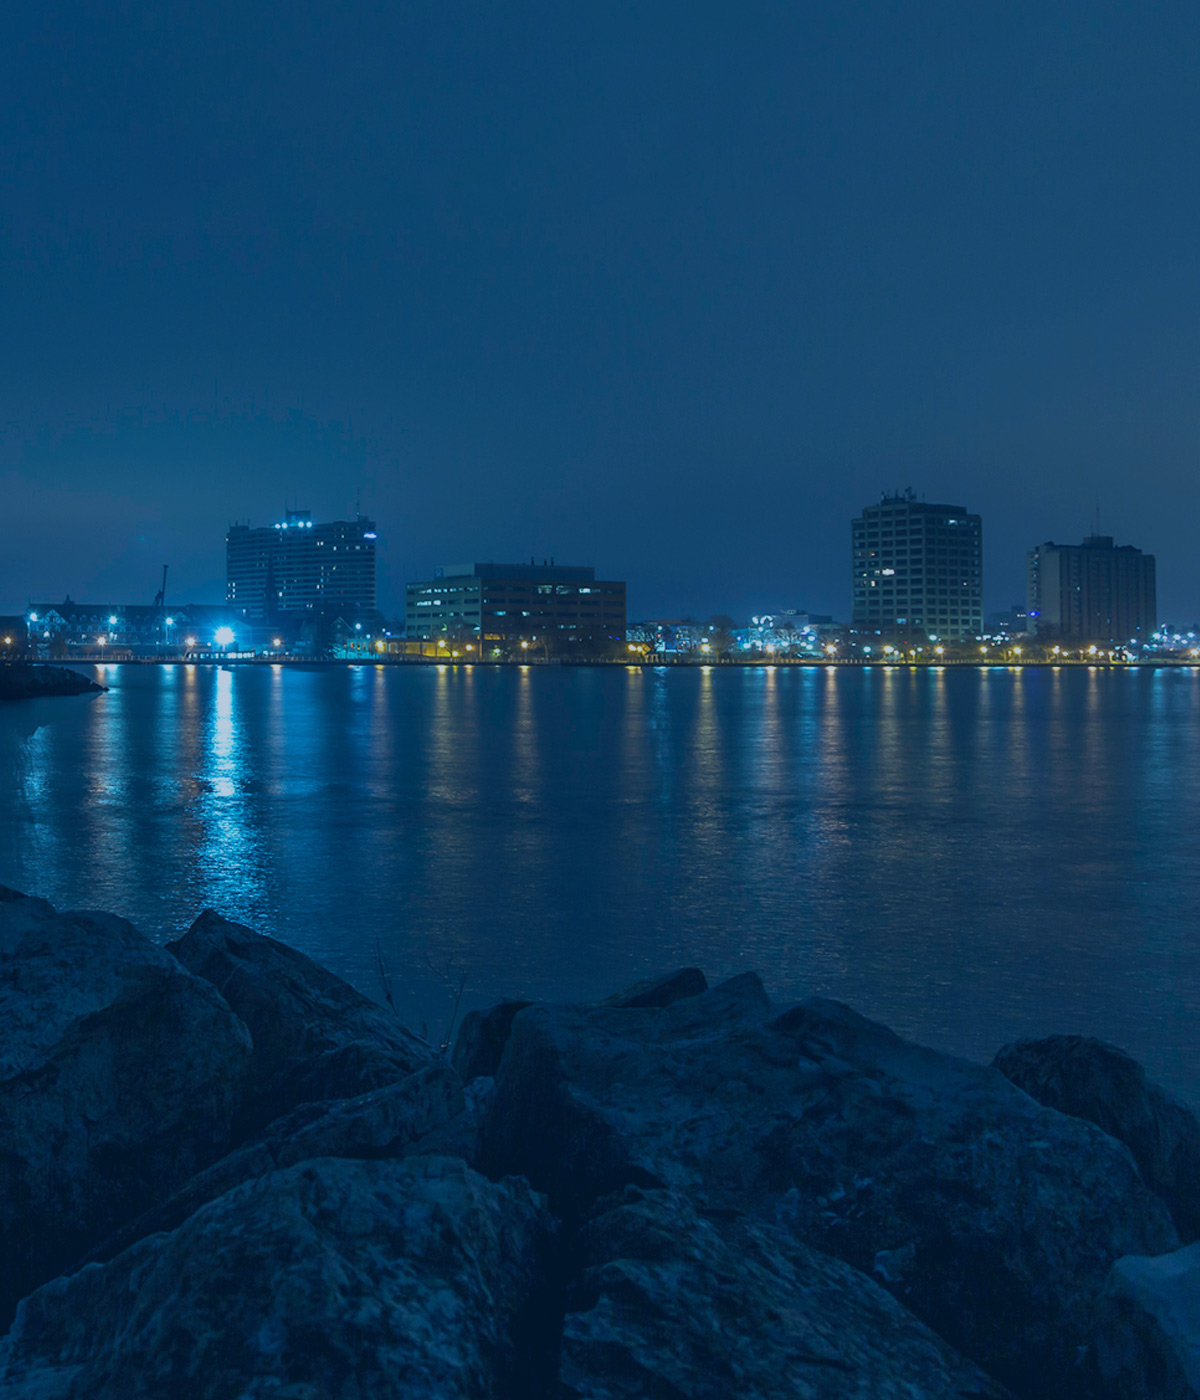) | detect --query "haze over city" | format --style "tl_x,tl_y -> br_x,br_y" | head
3,1 -> 1200,620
